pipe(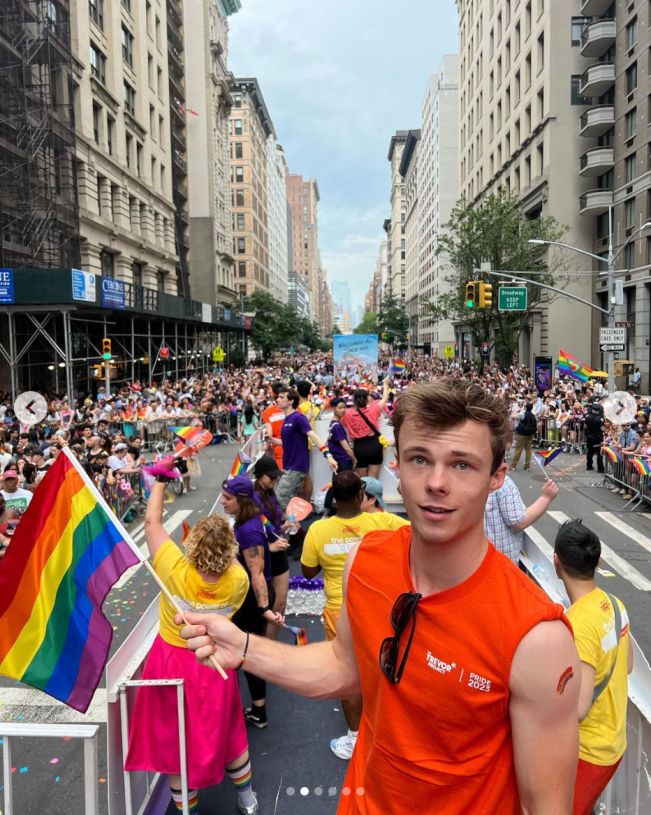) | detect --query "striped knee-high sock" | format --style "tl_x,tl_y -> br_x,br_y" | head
227,759 -> 256,808
170,787 -> 198,813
